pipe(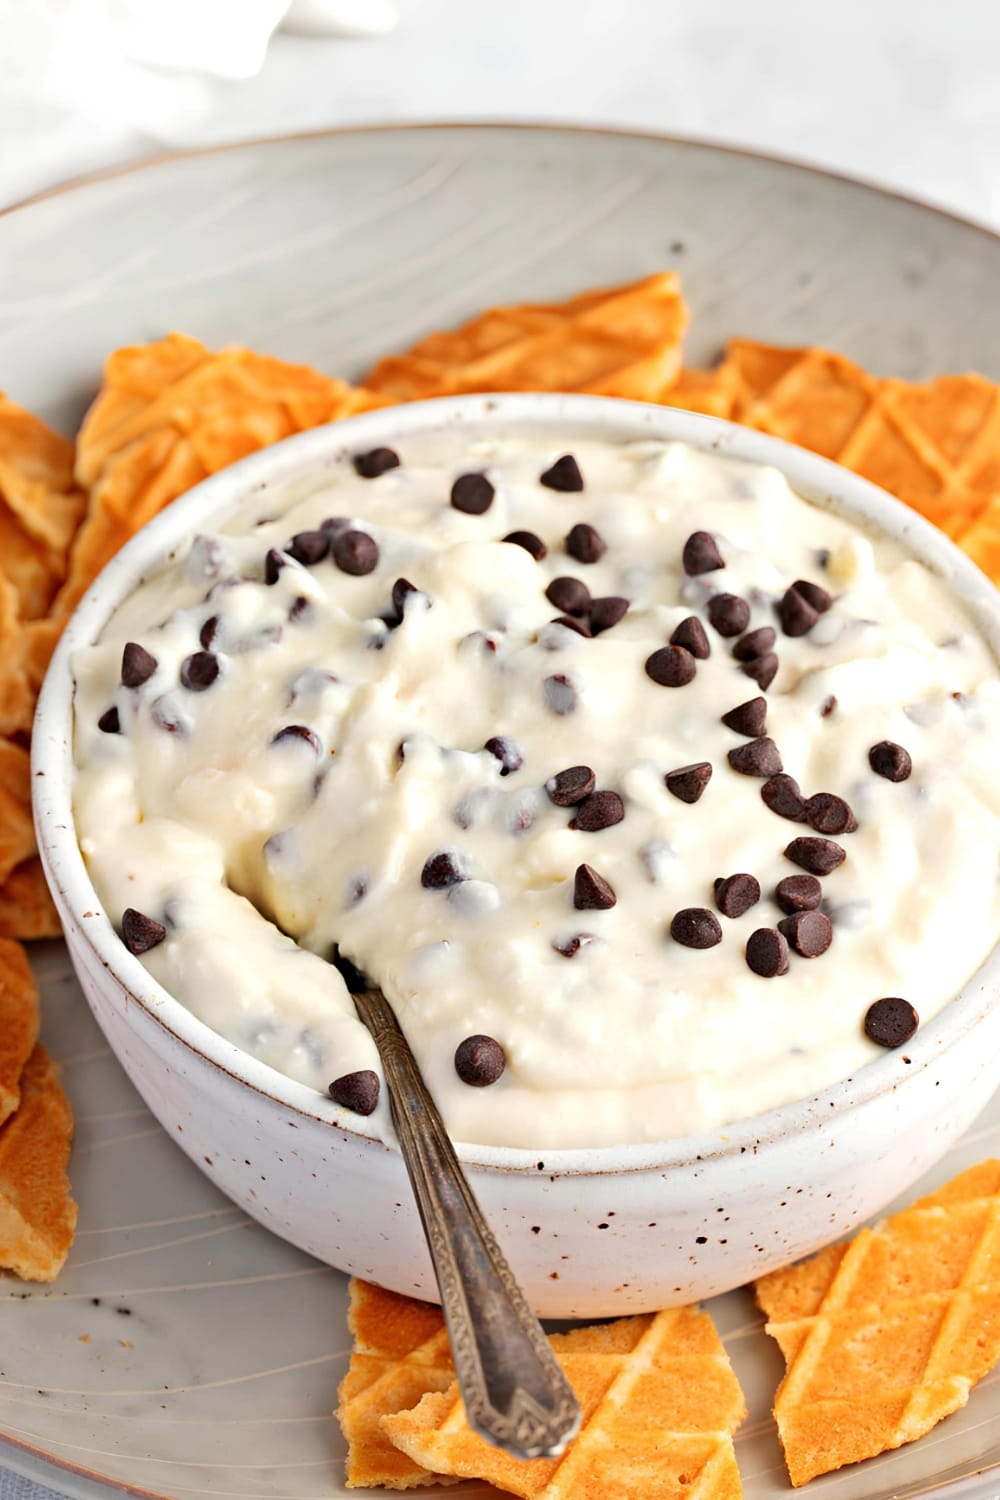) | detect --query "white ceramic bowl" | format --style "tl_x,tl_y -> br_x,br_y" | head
33,395 -> 1000,1317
